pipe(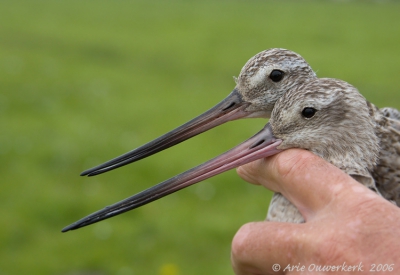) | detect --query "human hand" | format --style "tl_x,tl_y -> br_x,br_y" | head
232,149 -> 400,274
